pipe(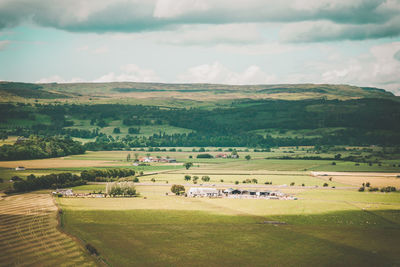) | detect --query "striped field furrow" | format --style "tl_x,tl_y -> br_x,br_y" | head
0,193 -> 98,267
